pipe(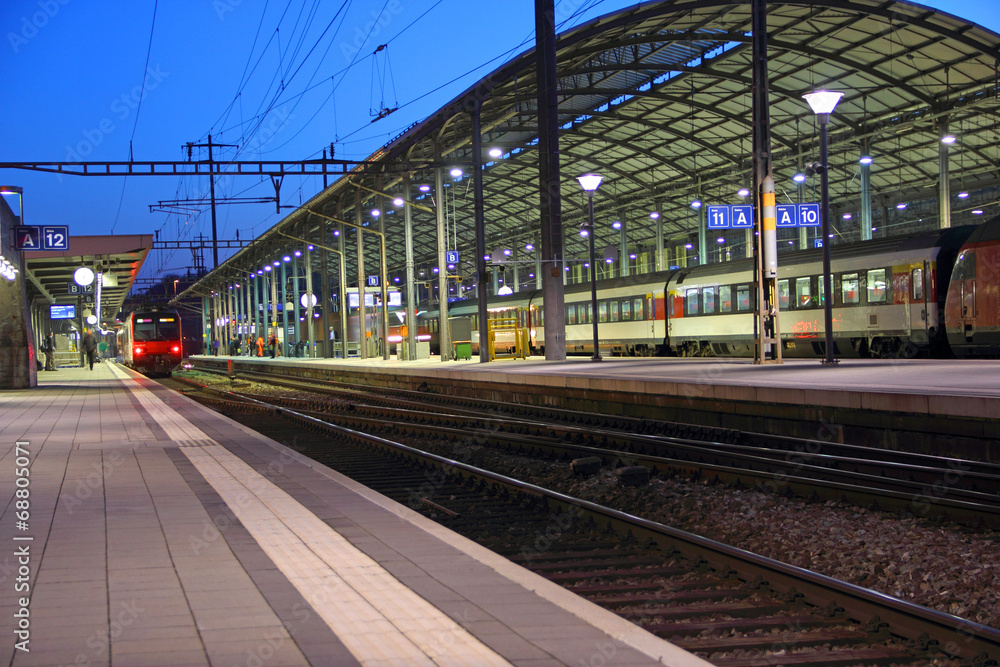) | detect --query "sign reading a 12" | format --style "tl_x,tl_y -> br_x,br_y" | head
43,225 -> 69,250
